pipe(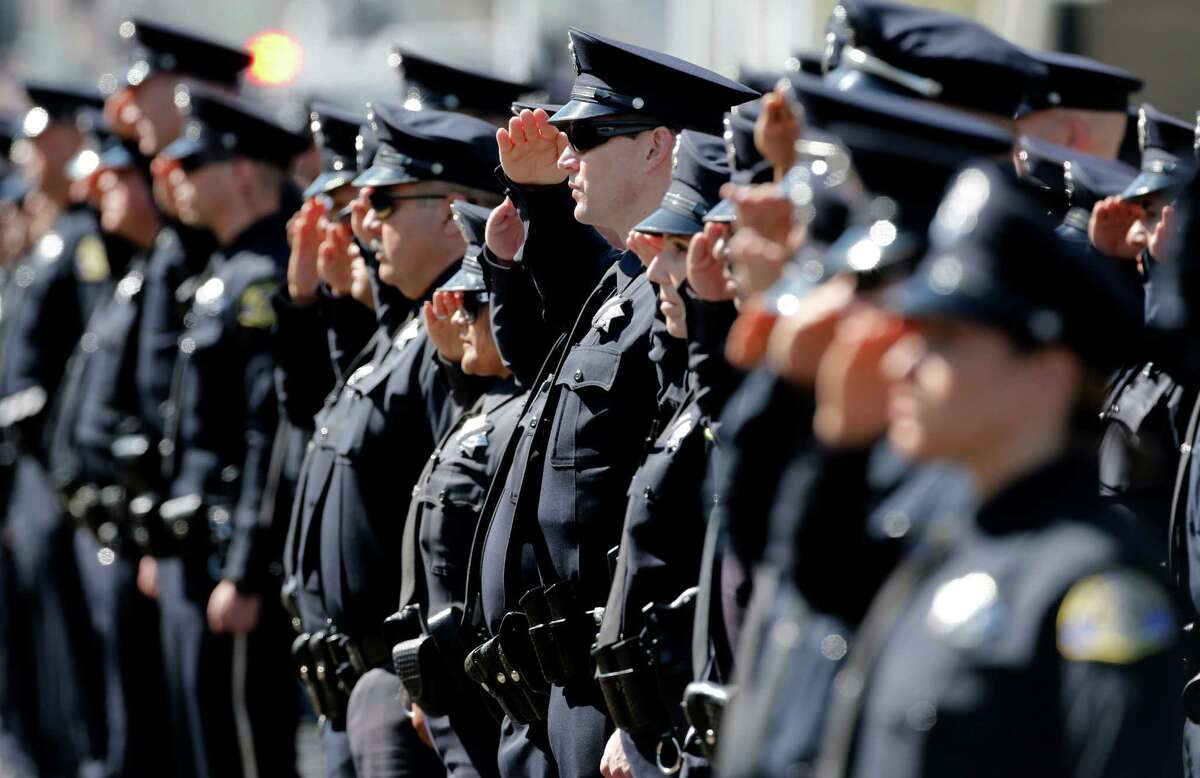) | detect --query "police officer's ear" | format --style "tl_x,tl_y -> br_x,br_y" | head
440,191 -> 467,239
641,127 -> 677,171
